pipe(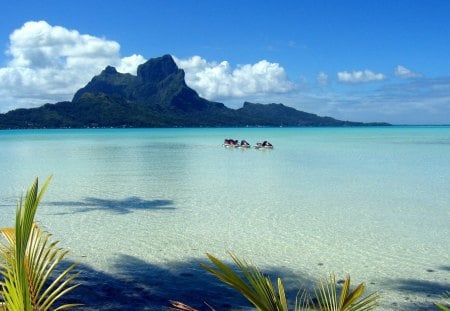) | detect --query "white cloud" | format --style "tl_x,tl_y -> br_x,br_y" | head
316,72 -> 328,86
337,70 -> 385,83
173,55 -> 295,100
0,21 -> 146,112
117,54 -> 147,75
394,65 -> 422,79
8,21 -> 120,68
2,21 -> 447,125
0,21 -> 295,112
